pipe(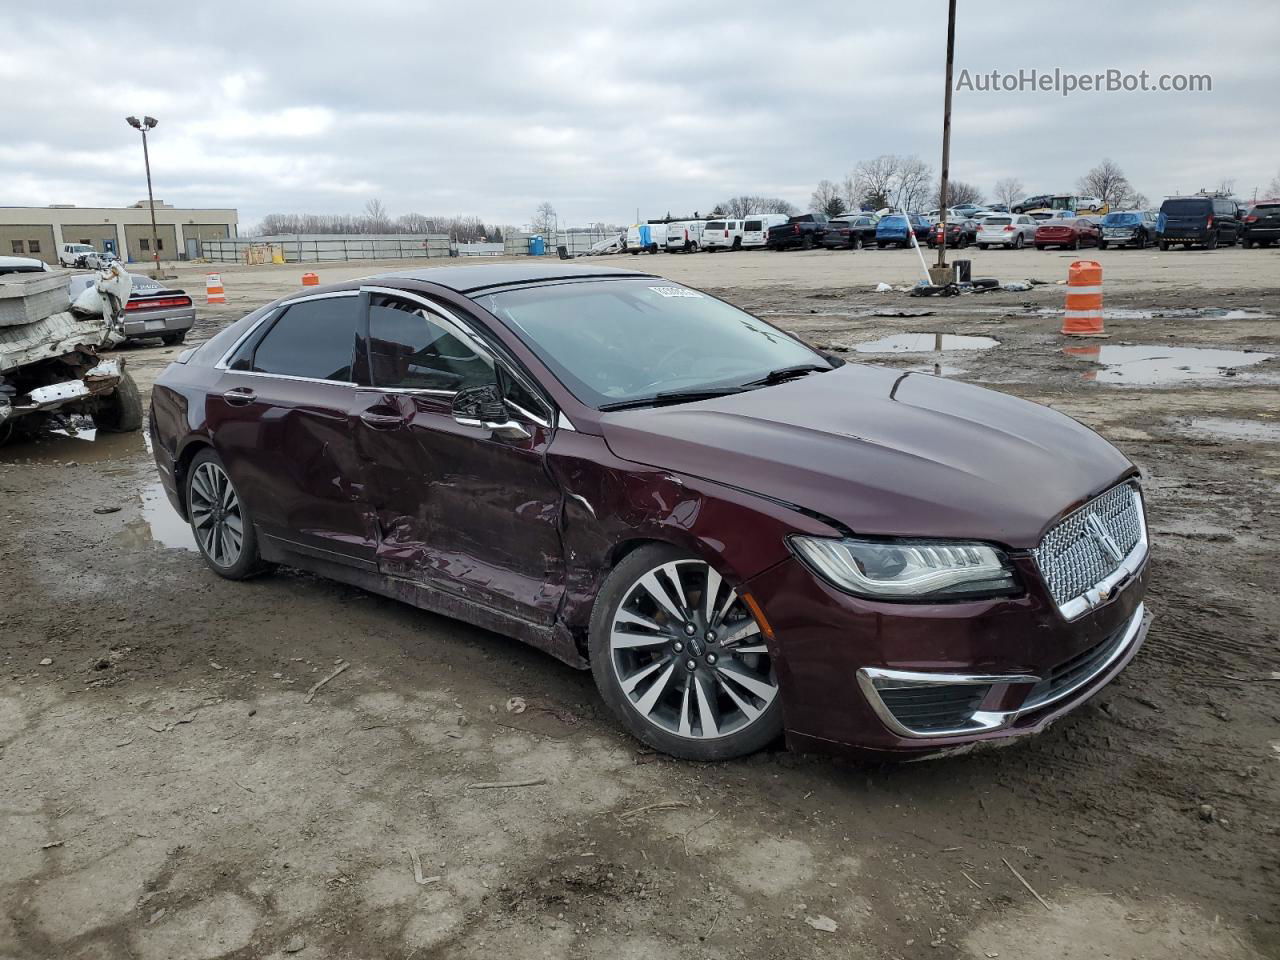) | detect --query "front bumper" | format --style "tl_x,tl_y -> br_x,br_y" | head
747,551 -> 1150,759
120,306 -> 196,339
